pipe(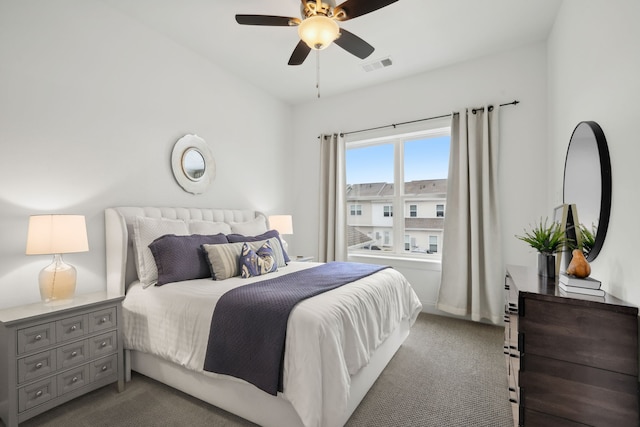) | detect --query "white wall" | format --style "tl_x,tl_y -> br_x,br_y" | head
548,0 -> 640,305
290,43 -> 549,313
0,1 -> 292,308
